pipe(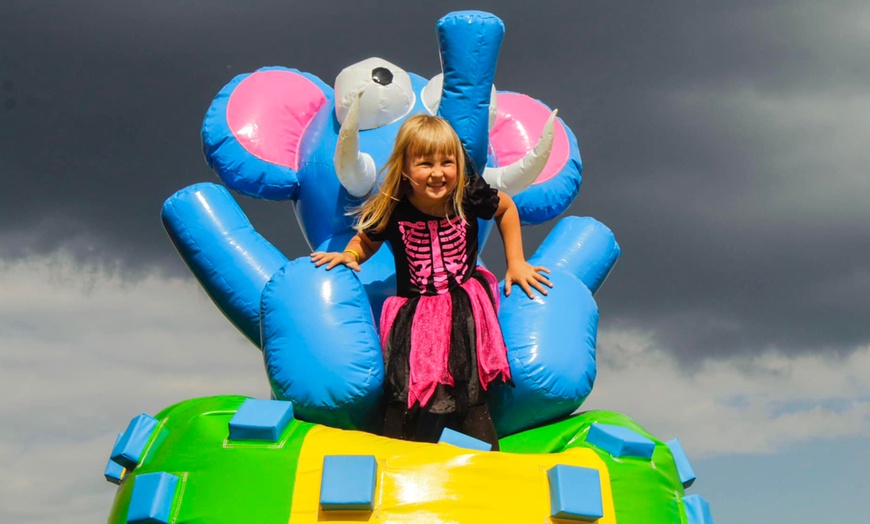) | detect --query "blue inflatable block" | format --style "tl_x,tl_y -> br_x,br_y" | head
111,414 -> 159,470
320,455 -> 378,511
547,464 -> 604,521
104,433 -> 127,485
683,494 -> 714,524
127,472 -> 179,524
228,399 -> 294,441
105,459 -> 126,485
666,438 -> 697,488
585,423 -> 655,459
438,427 -> 492,452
